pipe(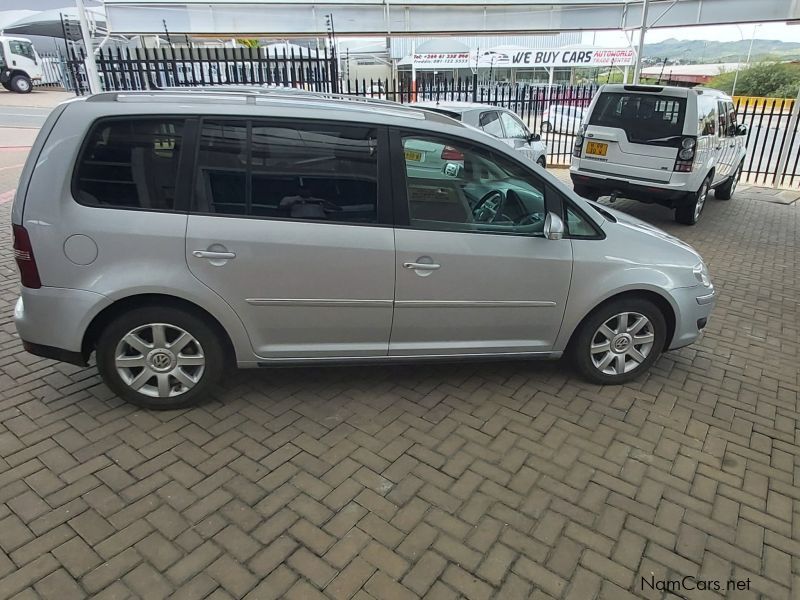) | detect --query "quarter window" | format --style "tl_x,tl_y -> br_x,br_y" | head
194,120 -> 379,223
401,135 -> 547,236
697,95 -> 717,136
478,112 -> 504,137
74,118 -> 185,210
